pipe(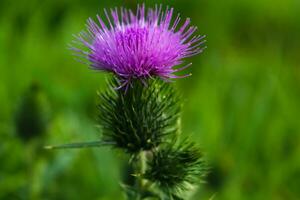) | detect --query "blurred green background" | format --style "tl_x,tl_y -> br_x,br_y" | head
1,0 -> 300,199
